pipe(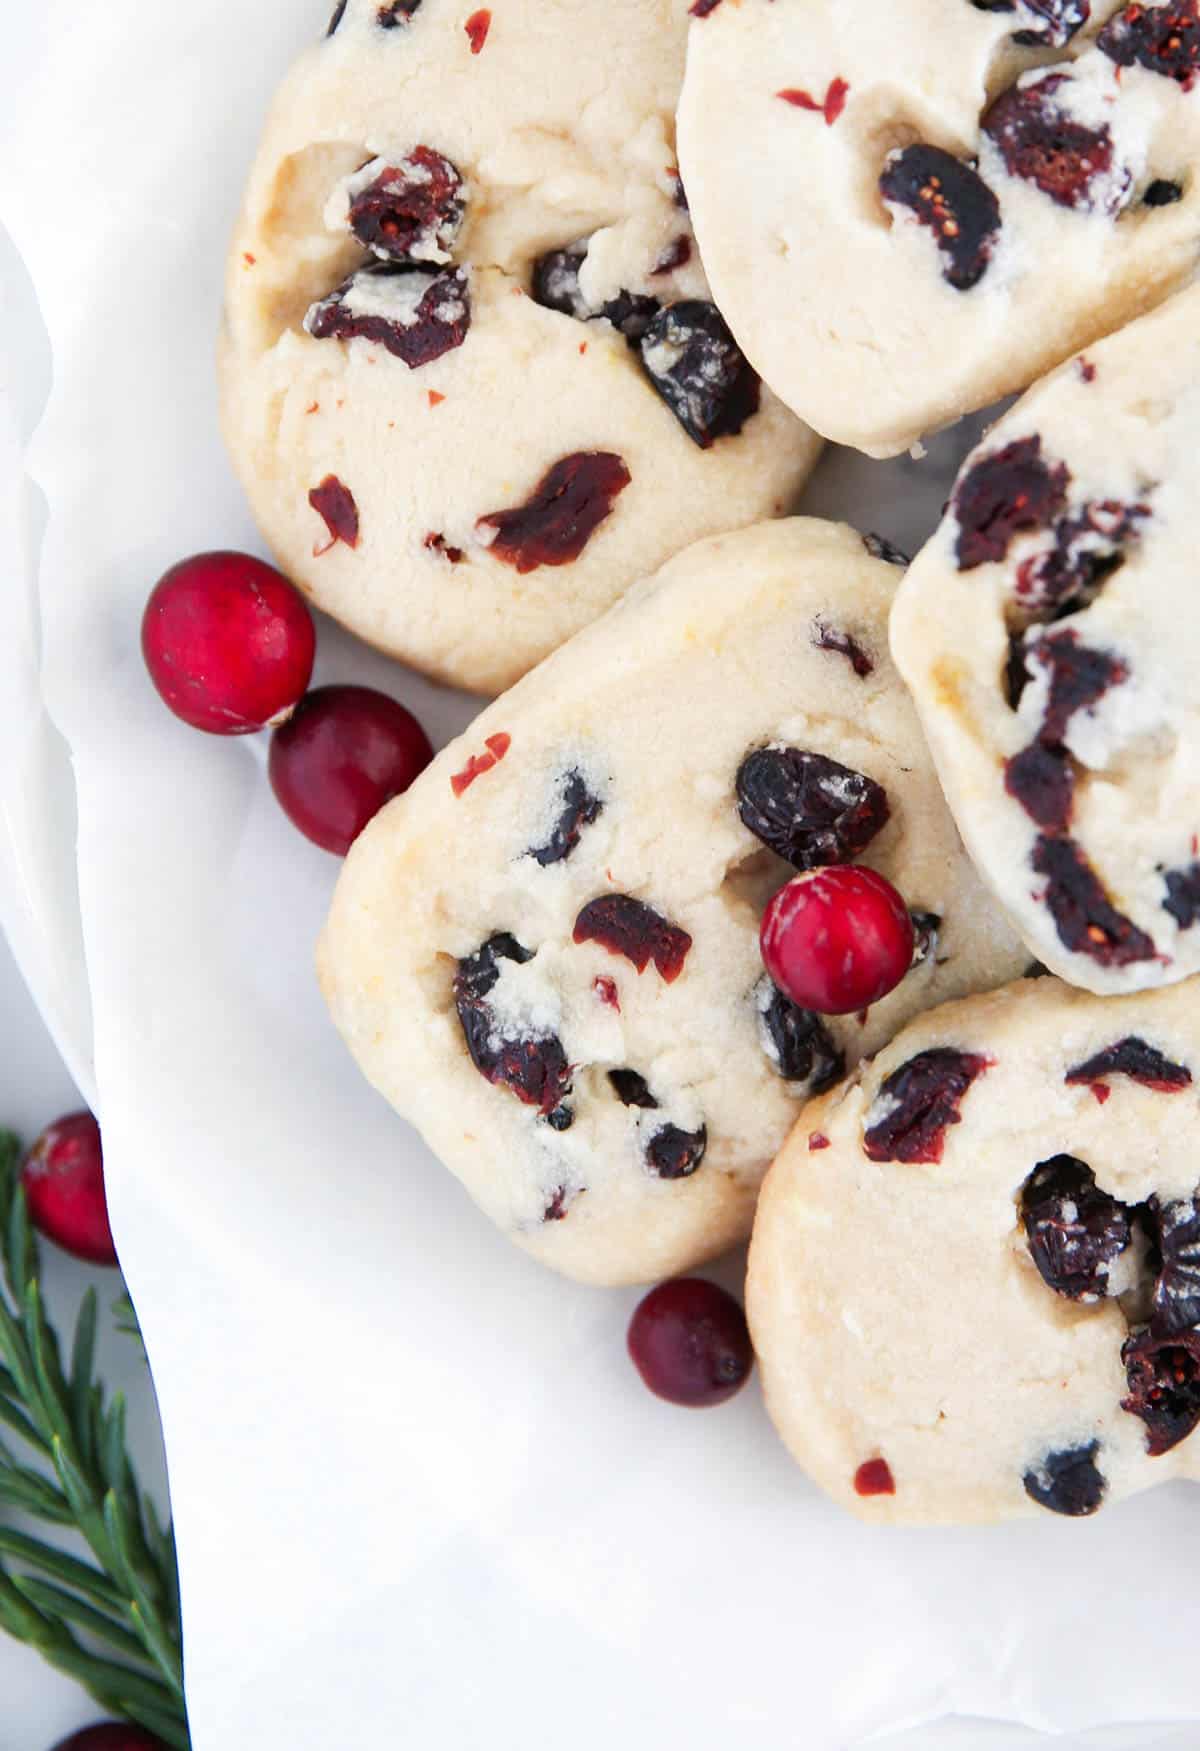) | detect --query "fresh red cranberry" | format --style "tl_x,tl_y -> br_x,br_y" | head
21,1113 -> 117,1266
628,1279 -> 754,1408
760,867 -> 915,1016
142,552 -> 316,735
51,1728 -> 168,1751
269,684 -> 433,855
